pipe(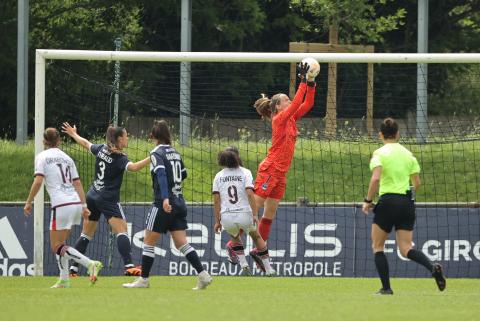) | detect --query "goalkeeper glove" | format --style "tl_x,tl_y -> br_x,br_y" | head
297,62 -> 310,83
